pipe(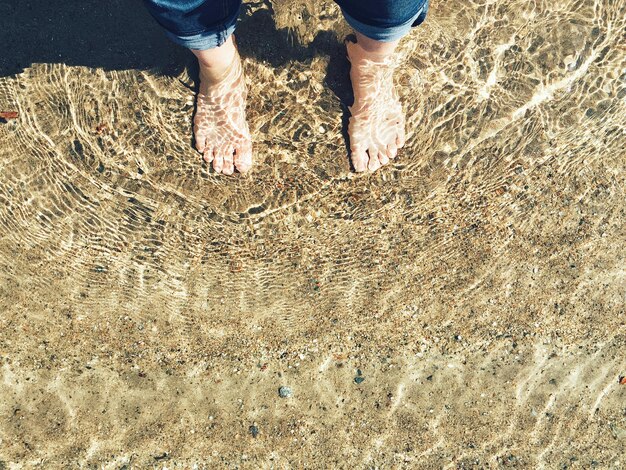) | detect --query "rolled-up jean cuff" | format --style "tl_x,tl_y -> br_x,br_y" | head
341,4 -> 426,42
164,3 -> 241,49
